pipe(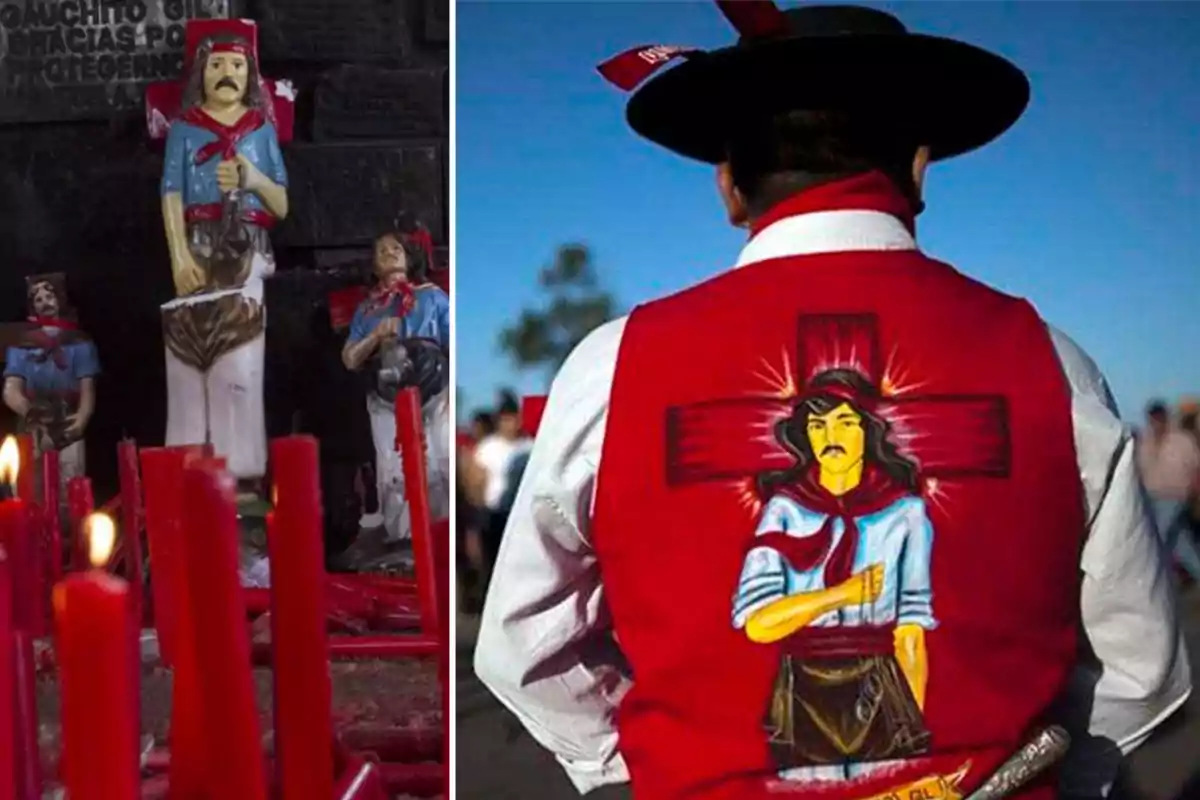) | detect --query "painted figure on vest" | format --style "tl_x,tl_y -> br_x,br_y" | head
342,220 -> 451,544
3,273 -> 100,492
732,366 -> 934,782
158,19 -> 288,482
